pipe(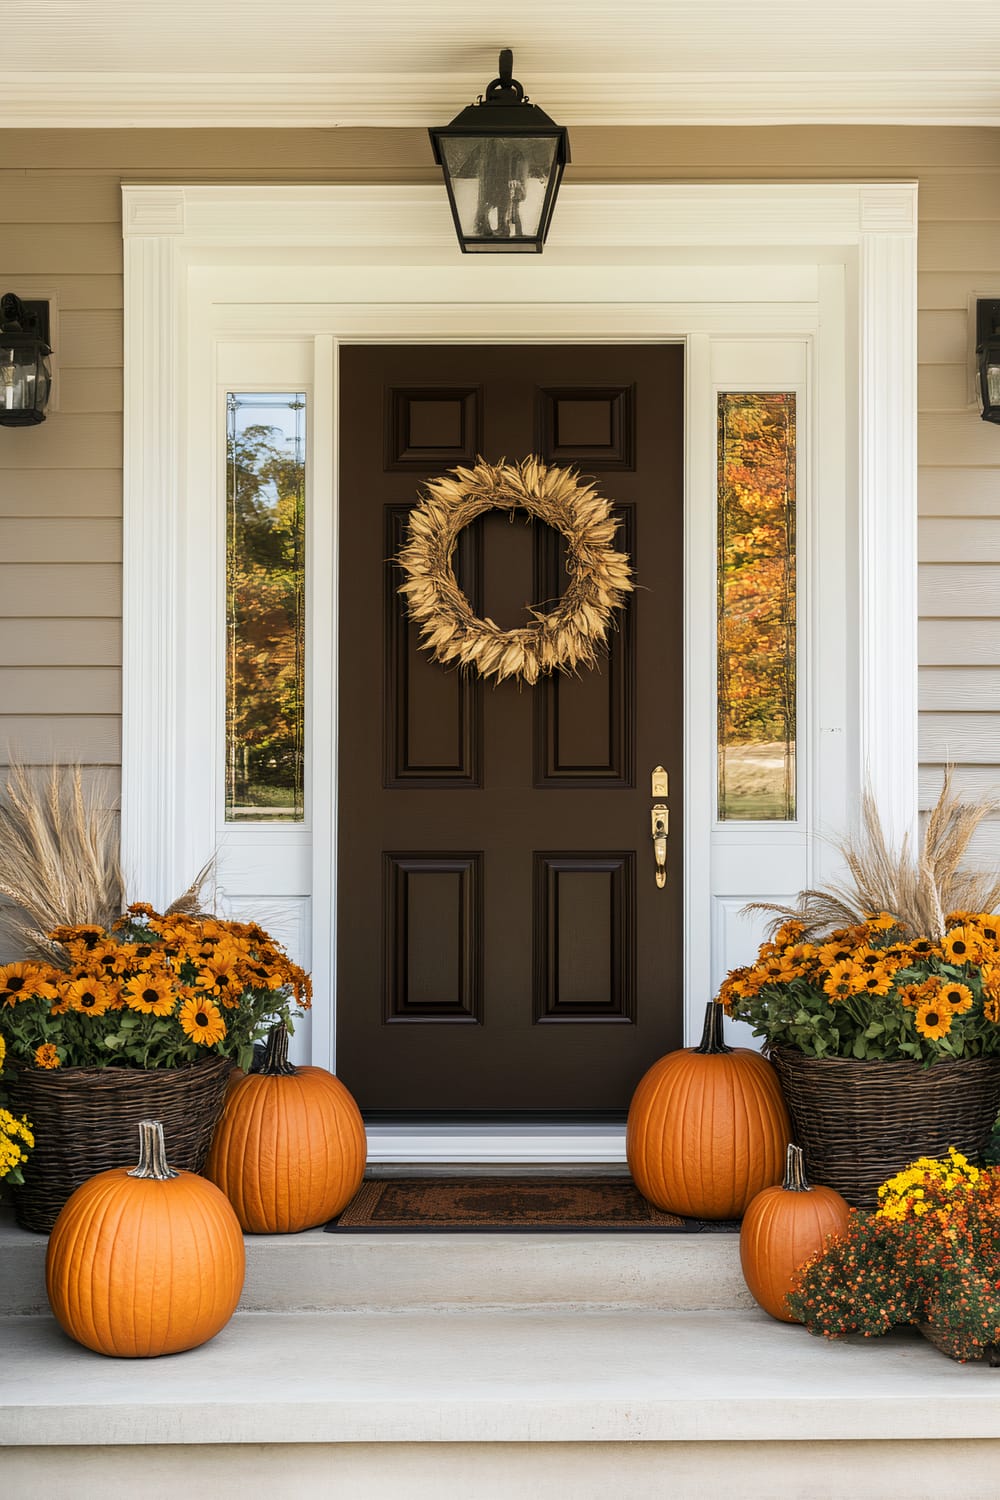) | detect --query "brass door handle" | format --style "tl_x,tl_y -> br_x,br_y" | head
651,803 -> 668,888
